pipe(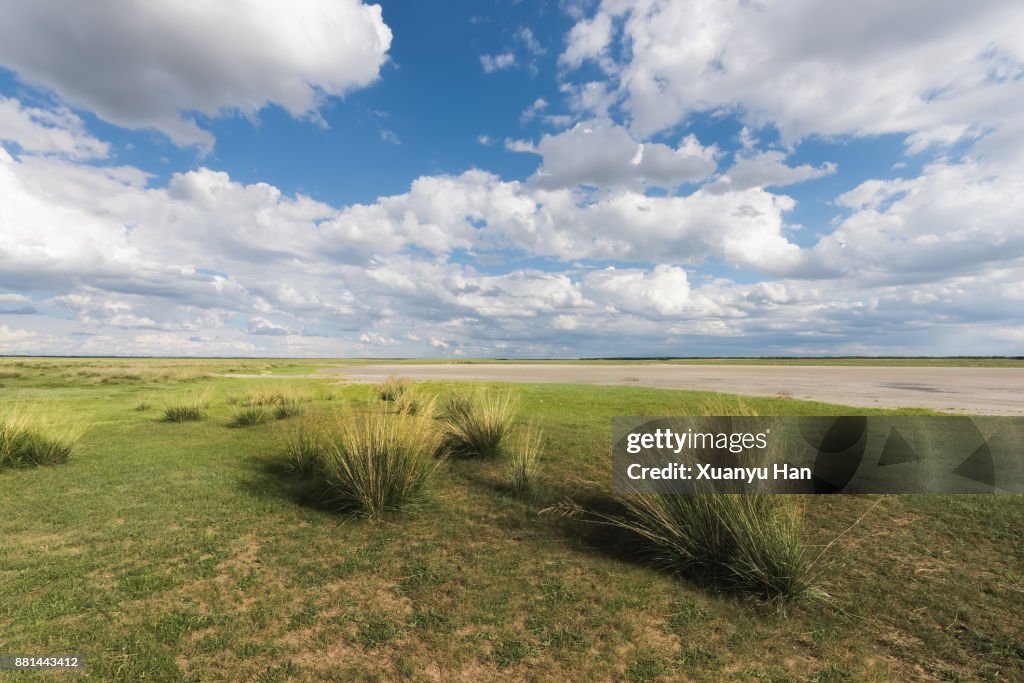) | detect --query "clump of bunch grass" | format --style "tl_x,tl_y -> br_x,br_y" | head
318,409 -> 444,517
229,387 -> 311,409
546,403 -> 819,601
161,395 -> 209,422
507,424 -> 543,496
552,493 -> 816,600
0,412 -> 80,469
273,399 -> 302,420
229,405 -> 271,427
378,376 -> 410,402
439,388 -> 520,458
283,426 -> 325,478
134,399 -> 152,412
394,391 -> 436,419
